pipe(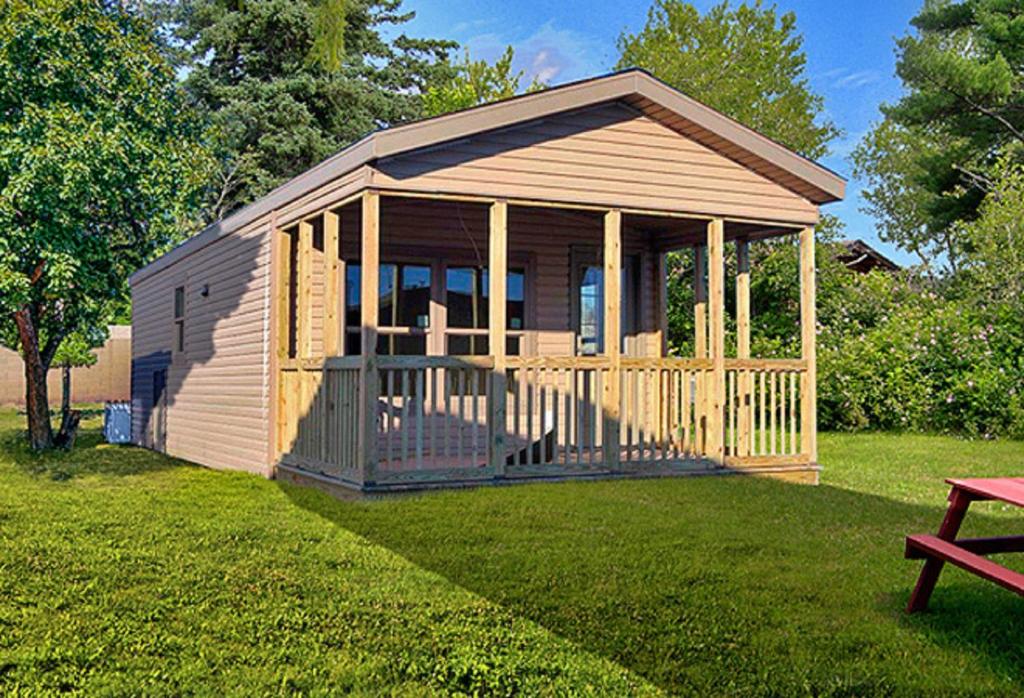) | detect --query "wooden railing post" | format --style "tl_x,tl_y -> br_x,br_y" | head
706,219 -> 726,466
800,226 -> 817,463
488,200 -> 508,476
603,209 -> 622,470
736,239 -> 751,457
357,191 -> 380,485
